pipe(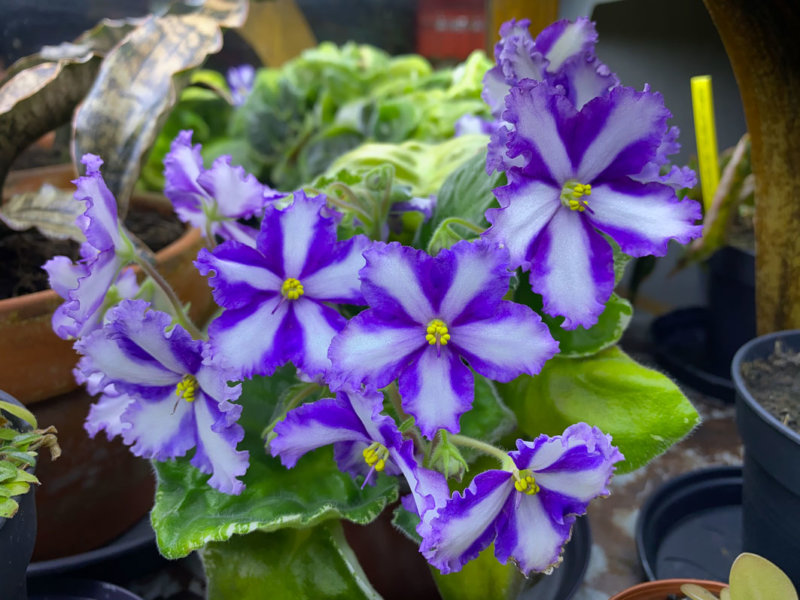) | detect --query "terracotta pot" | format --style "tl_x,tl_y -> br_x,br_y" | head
1,164 -> 216,560
609,579 -> 728,600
